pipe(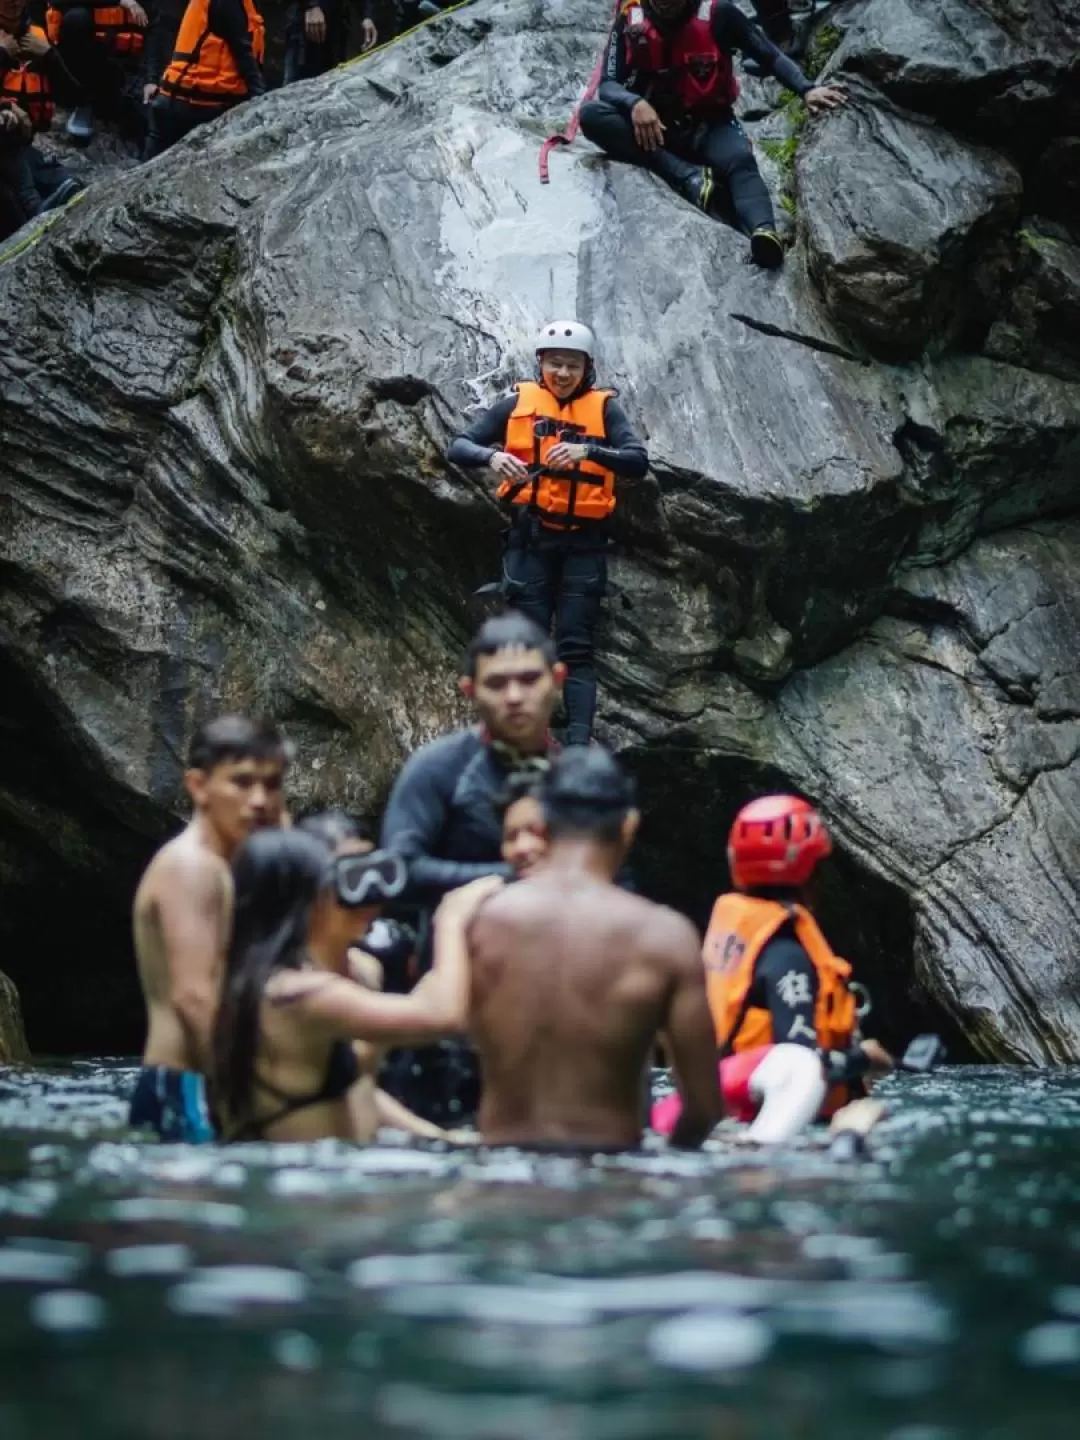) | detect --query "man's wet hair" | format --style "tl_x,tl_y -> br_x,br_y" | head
462,612 -> 557,678
187,715 -> 291,773
493,770 -> 546,823
542,746 -> 636,844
